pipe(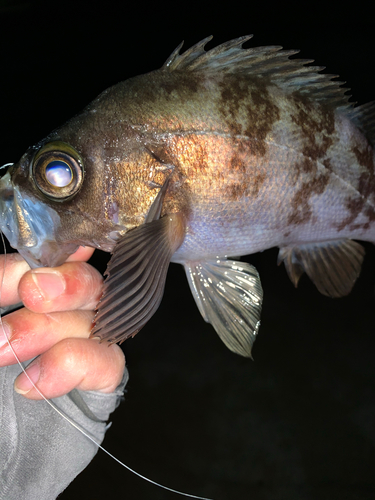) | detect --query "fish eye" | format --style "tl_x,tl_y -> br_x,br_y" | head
45,160 -> 73,187
32,141 -> 84,200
